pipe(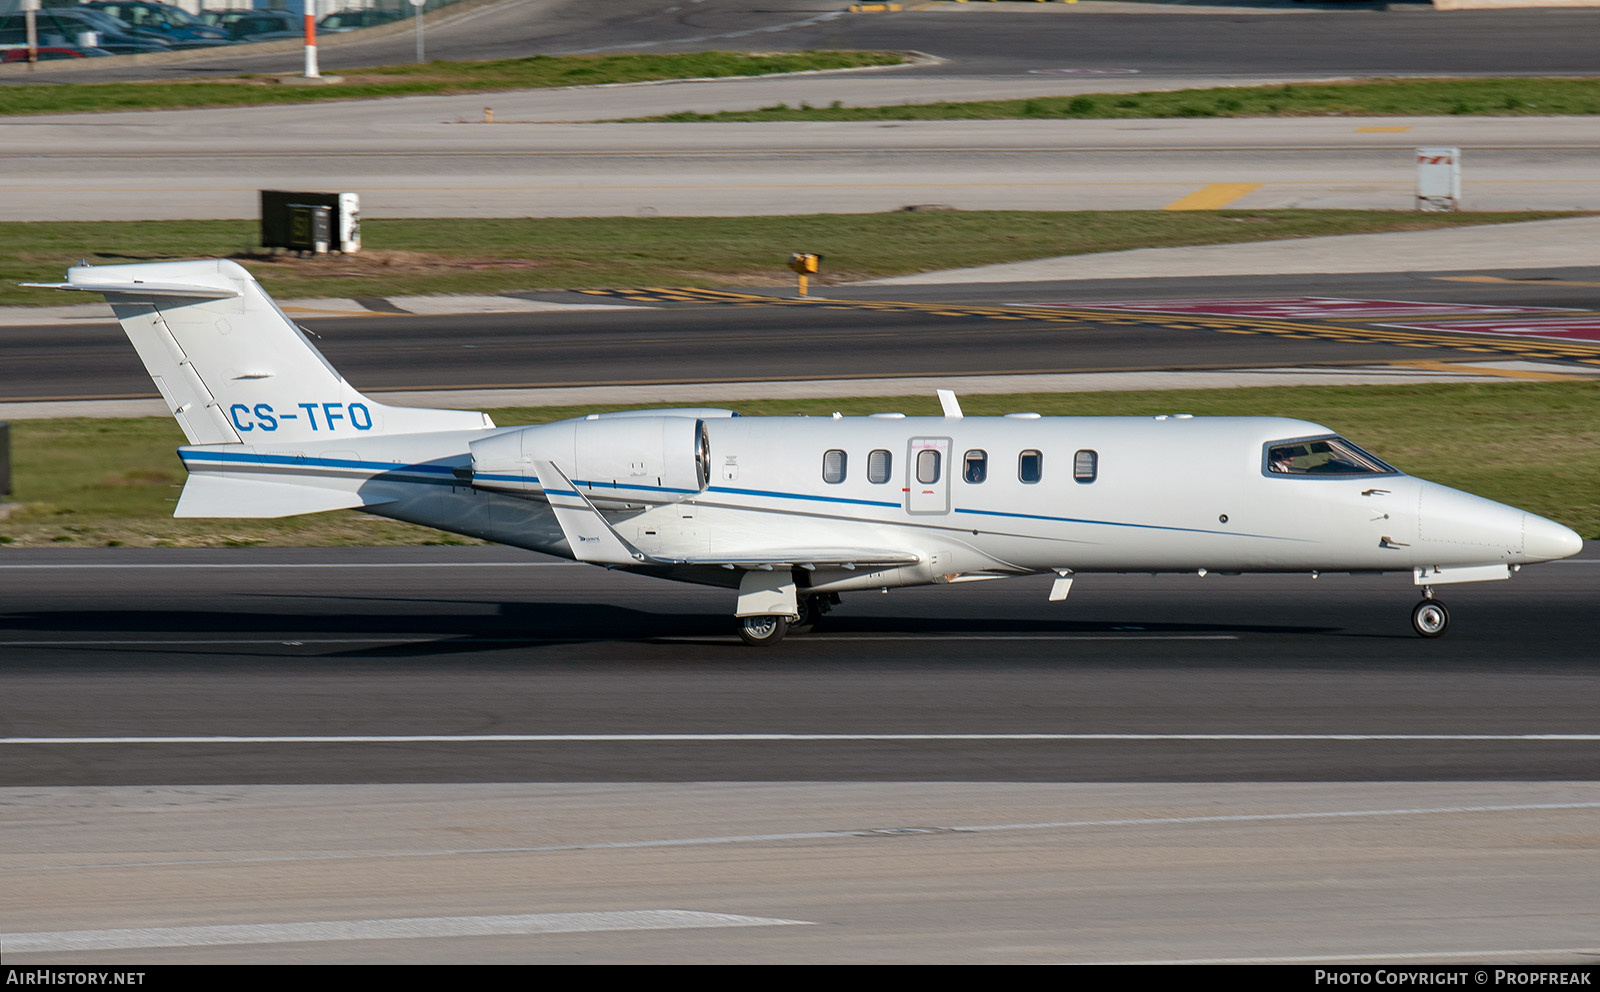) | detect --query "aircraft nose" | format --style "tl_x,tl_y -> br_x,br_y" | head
1523,513 -> 1583,562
